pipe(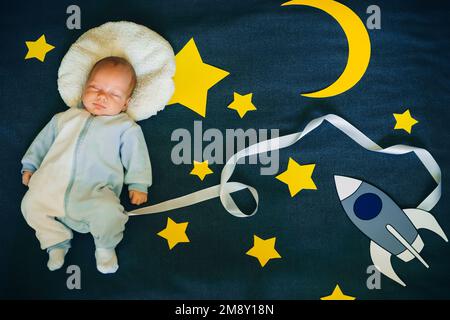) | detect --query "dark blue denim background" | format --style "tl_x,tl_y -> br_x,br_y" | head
0,0 -> 449,299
